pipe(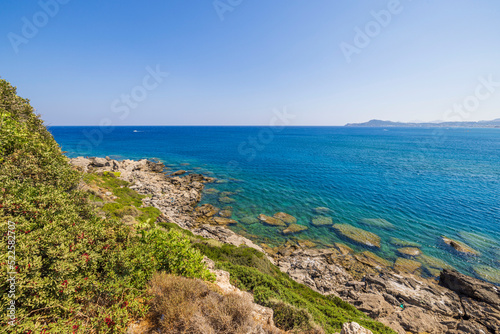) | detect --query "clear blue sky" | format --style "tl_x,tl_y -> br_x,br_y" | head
1,0 -> 499,125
